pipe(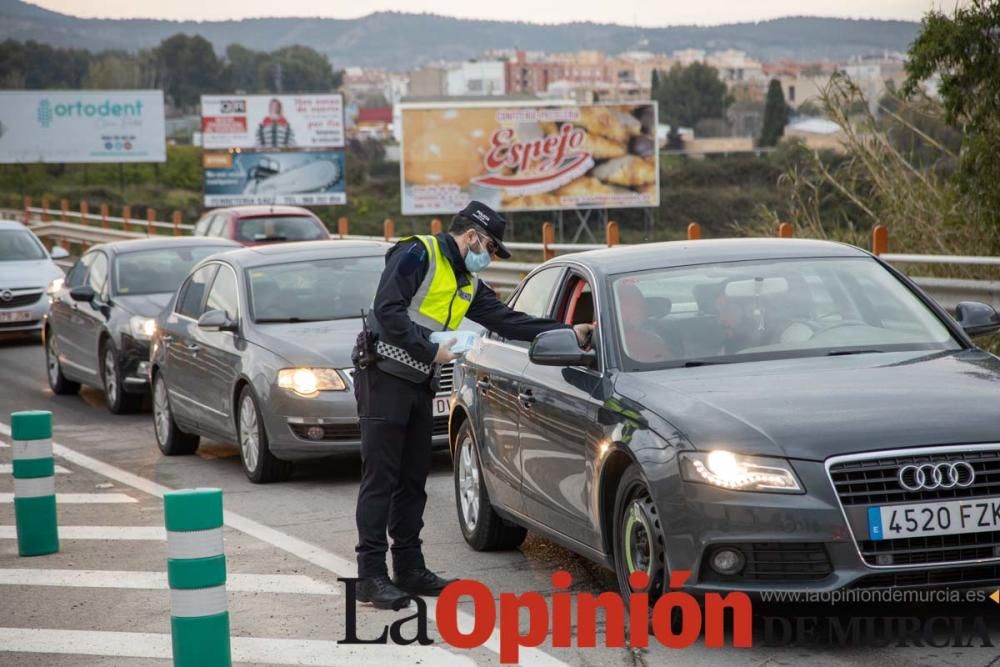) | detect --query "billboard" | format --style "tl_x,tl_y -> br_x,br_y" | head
203,150 -> 346,207
201,94 -> 345,149
0,90 -> 166,163
400,102 -> 658,214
